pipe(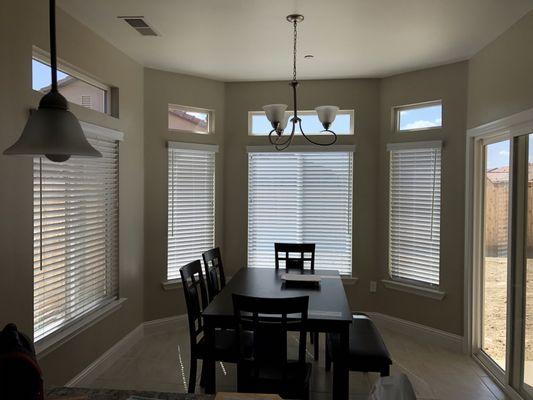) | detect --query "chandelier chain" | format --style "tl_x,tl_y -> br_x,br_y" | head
292,20 -> 298,82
